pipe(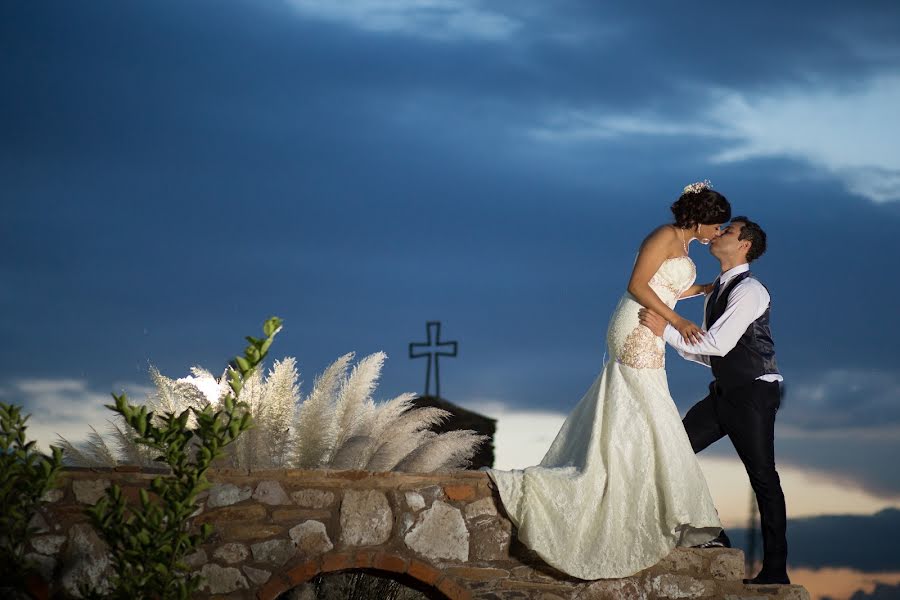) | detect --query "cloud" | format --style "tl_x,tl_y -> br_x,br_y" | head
780,368 -> 900,430
528,111 -> 727,143
0,378 -> 154,453
709,76 -> 900,203
775,426 -> 900,498
285,0 -> 519,41
529,74 -> 900,203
